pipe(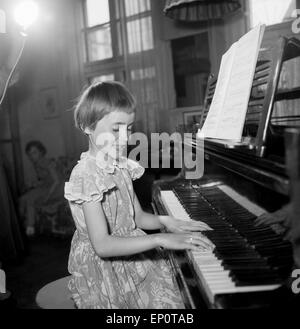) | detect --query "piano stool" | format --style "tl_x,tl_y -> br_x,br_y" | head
35,276 -> 75,309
